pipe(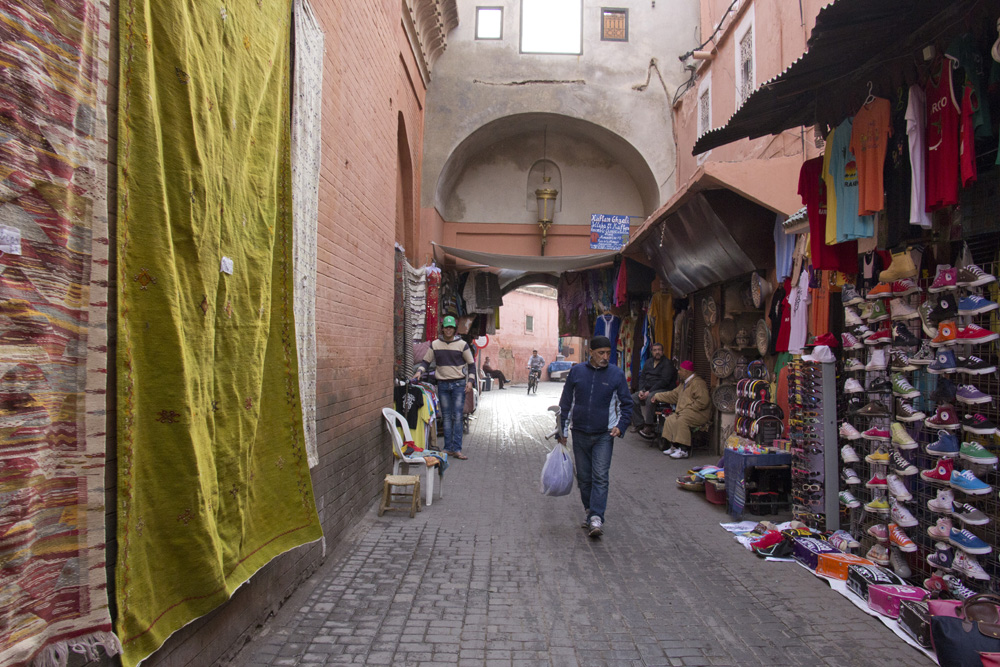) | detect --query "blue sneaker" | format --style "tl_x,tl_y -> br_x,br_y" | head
929,349 -> 958,375
926,431 -> 959,457
950,469 -> 992,496
958,294 -> 999,316
949,527 -> 992,554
